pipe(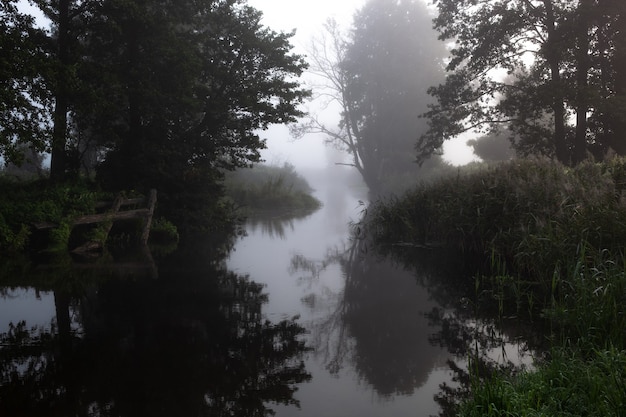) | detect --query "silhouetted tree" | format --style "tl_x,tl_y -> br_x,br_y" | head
295,0 -> 449,194
467,133 -> 515,163
86,0 -> 309,228
1,0 -> 309,224
421,0 -> 626,166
